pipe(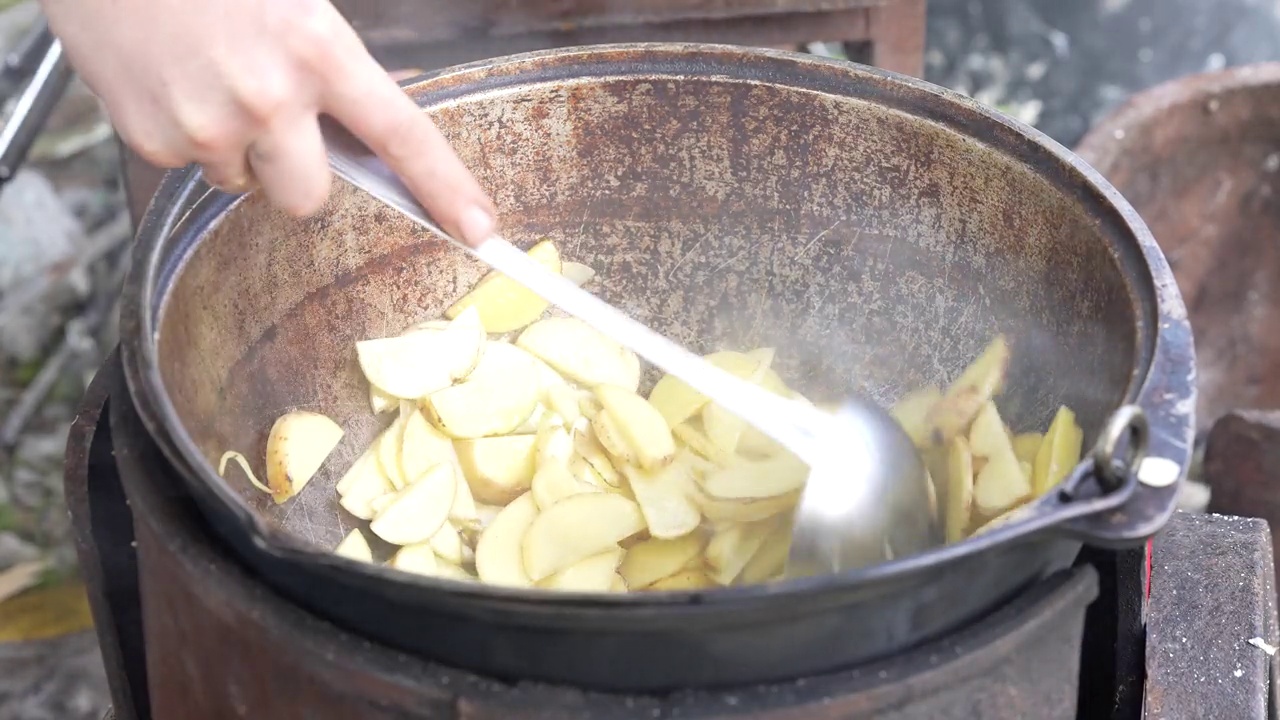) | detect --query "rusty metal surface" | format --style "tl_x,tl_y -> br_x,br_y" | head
1203,410 -> 1280,586
109,375 -> 1097,719
1076,63 -> 1280,432
115,44 -> 1193,688
1144,512 -> 1279,720
63,351 -> 148,720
